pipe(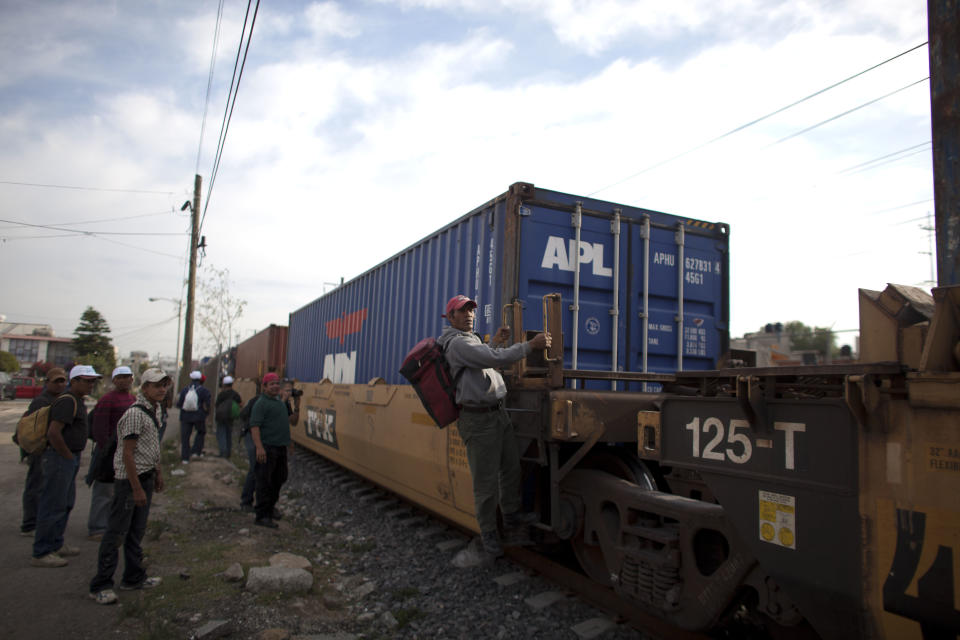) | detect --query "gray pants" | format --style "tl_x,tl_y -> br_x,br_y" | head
456,408 -> 521,533
87,480 -> 113,536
